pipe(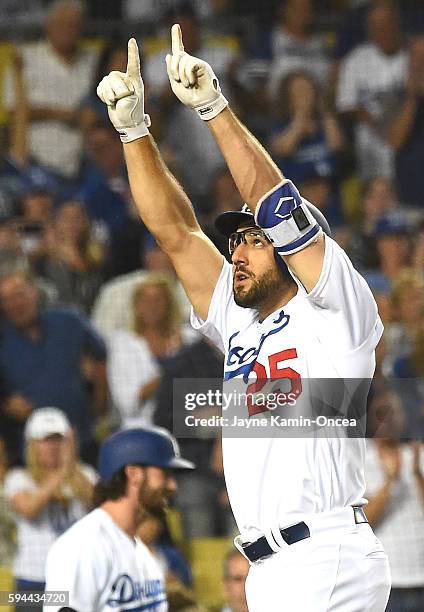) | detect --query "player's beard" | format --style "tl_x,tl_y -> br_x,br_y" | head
233,265 -> 291,310
138,478 -> 171,514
